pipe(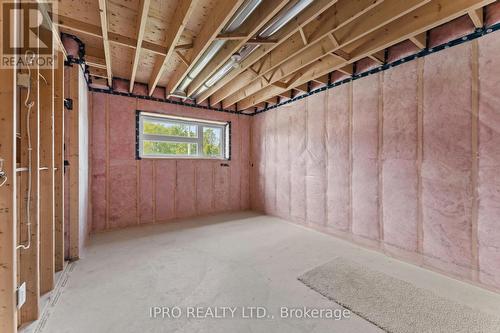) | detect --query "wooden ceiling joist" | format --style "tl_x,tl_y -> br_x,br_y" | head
185,0 -> 290,97
129,0 -> 151,92
196,0 -> 338,103
165,0 -> 247,95
53,14 -> 192,56
215,0 -> 396,107
238,0 -> 496,110
148,0 -> 196,95
97,0 -> 112,86
223,0 -> 426,108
